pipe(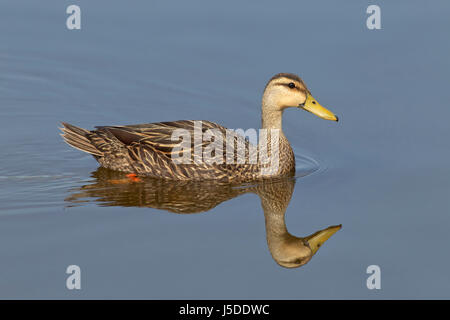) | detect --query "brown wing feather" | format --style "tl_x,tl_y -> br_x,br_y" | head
93,120 -> 259,180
